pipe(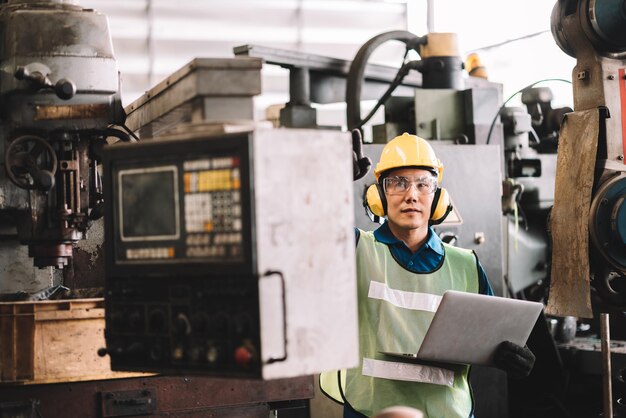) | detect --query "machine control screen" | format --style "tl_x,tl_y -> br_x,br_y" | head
120,166 -> 179,241
113,153 -> 246,265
